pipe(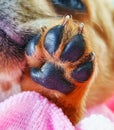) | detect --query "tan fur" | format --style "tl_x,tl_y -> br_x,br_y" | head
0,0 -> 114,125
